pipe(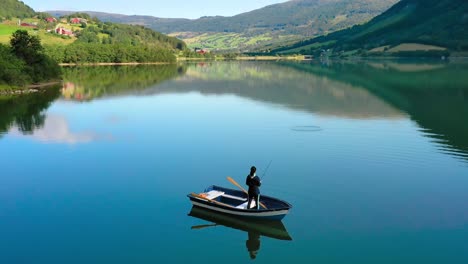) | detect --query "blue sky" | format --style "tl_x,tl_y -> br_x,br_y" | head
23,0 -> 288,19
